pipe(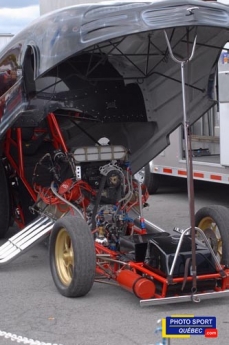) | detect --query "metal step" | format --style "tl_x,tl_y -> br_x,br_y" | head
0,216 -> 54,264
